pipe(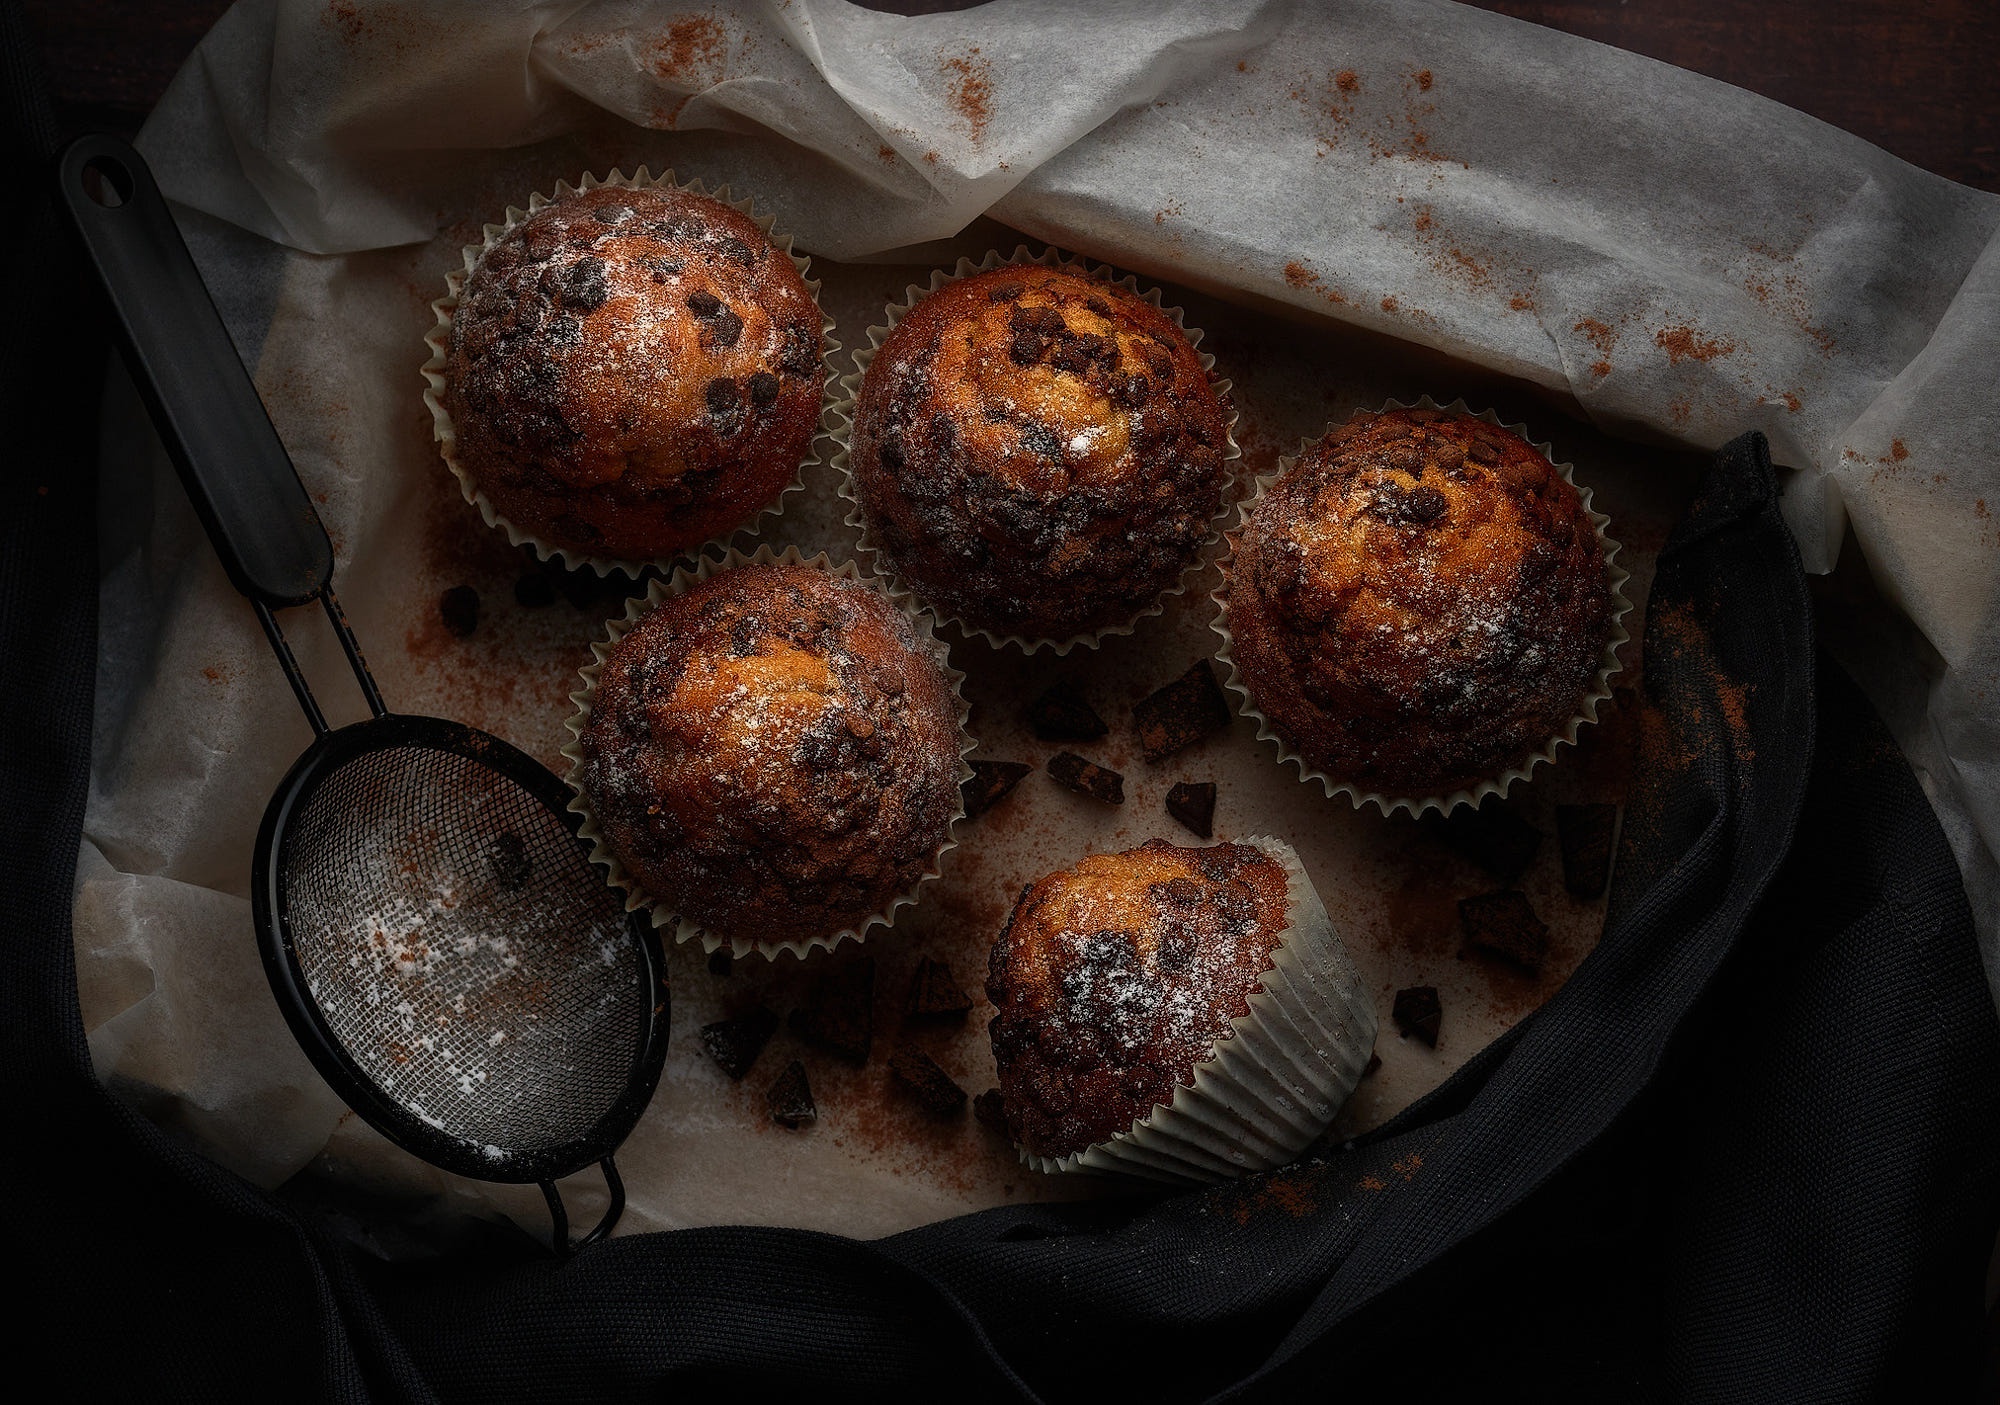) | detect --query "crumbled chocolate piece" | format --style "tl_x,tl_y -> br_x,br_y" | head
1165,781 -> 1217,838
747,370 -> 781,407
789,957 -> 875,1065
1423,798 -> 1541,881
707,949 -> 734,977
1392,985 -> 1442,1047
1460,890 -> 1550,971
906,957 -> 973,1022
439,585 -> 480,638
962,760 -> 1032,819
700,1006 -> 779,1081
1363,1053 -> 1382,1078
512,571 -> 556,608
1555,803 -> 1618,898
486,832 -> 531,889
1133,660 -> 1232,762
890,1046 -> 967,1117
1048,752 -> 1124,805
766,1060 -> 816,1129
1024,681 -> 1108,741
973,1087 -> 1008,1134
